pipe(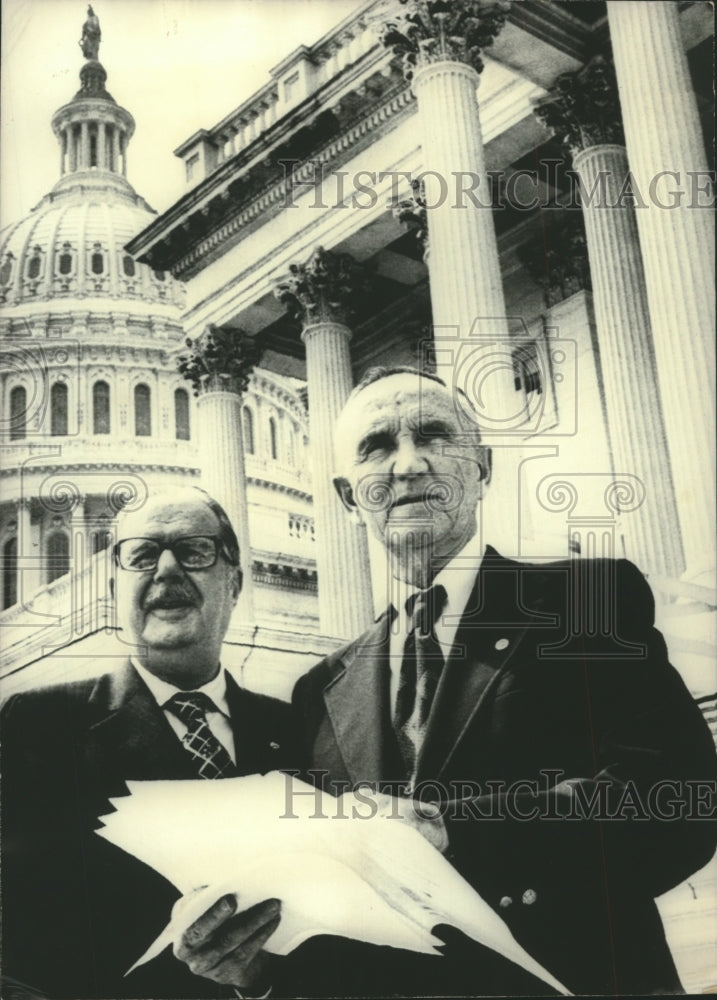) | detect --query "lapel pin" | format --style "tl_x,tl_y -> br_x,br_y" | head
269,741 -> 281,750
495,638 -> 509,651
